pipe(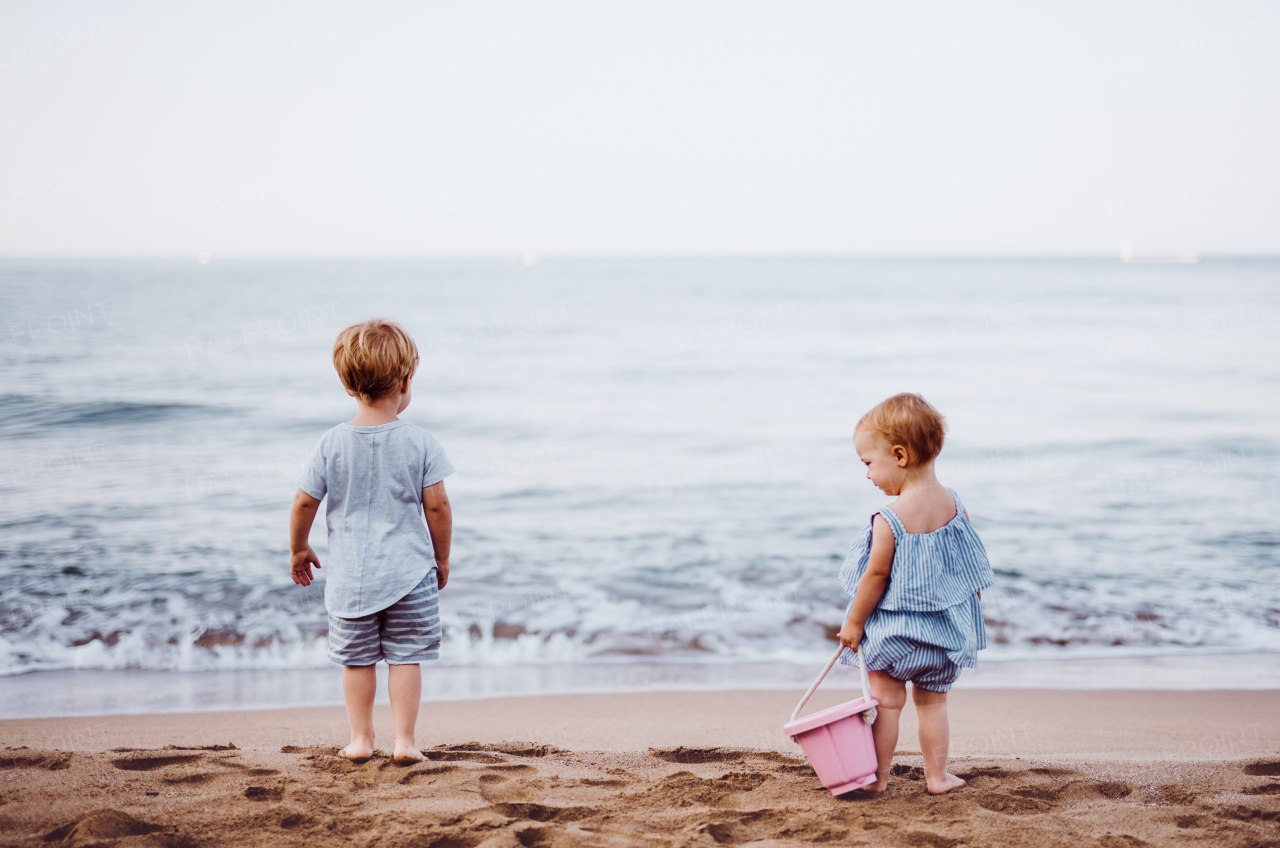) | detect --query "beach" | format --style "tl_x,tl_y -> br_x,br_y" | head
4,0 -> 1279,840
4,688 -> 1279,847
3,258 -> 1279,846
